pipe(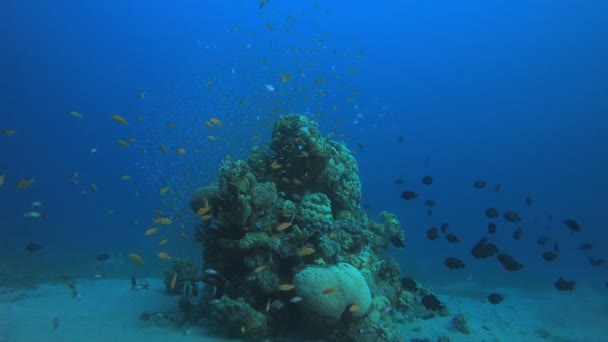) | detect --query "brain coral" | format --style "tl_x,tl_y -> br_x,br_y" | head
293,263 -> 372,320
